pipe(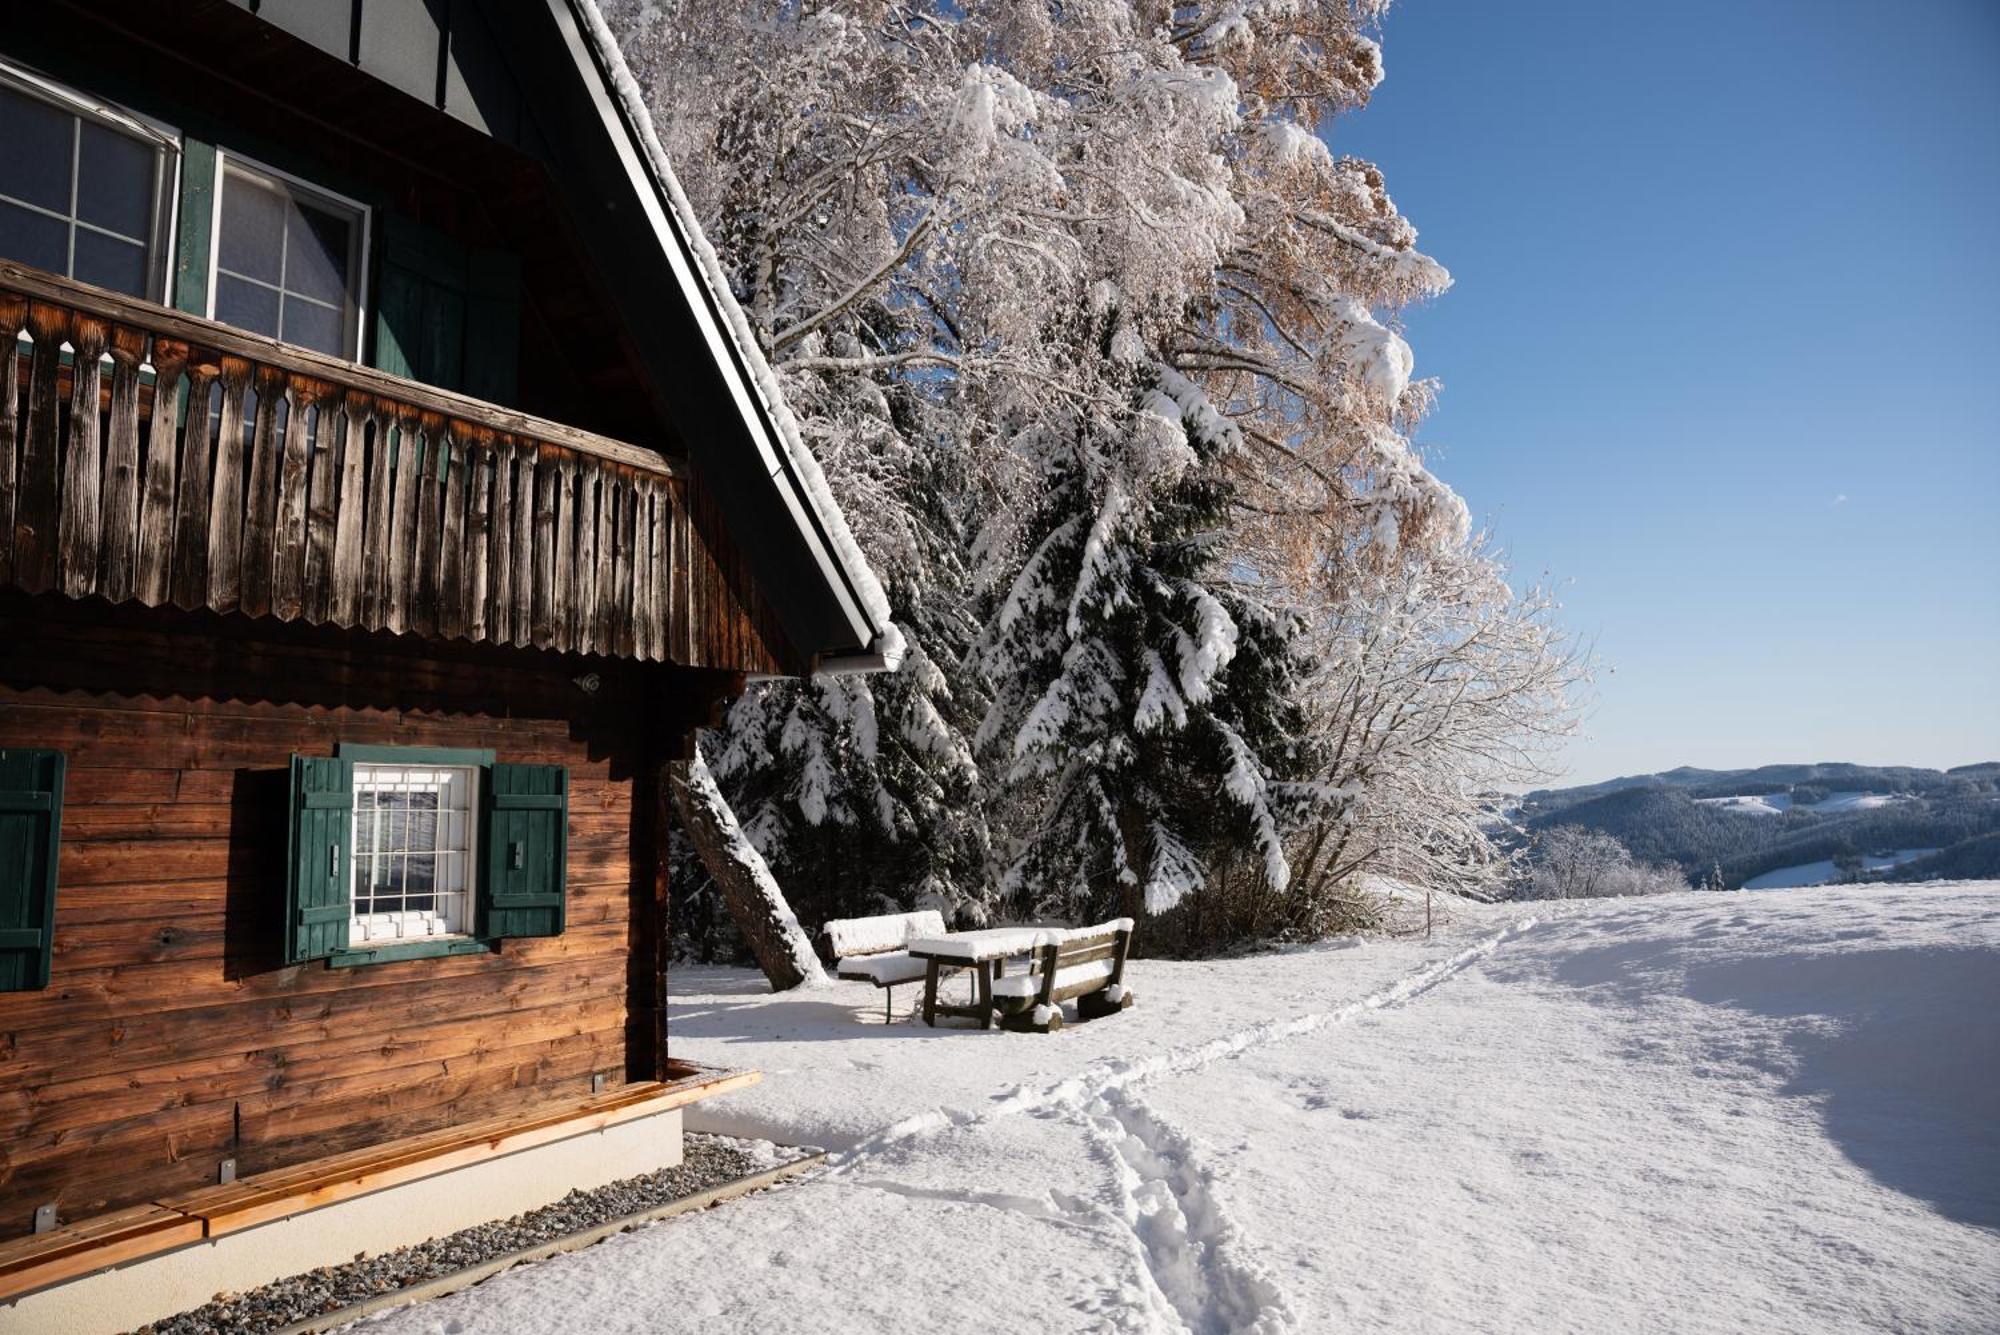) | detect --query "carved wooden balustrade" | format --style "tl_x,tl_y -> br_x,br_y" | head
0,261 -> 702,662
